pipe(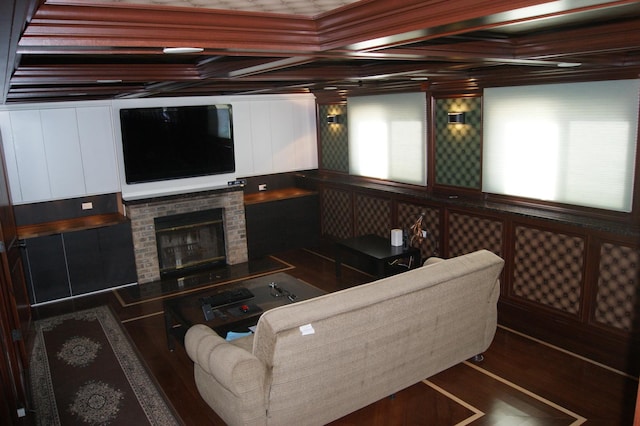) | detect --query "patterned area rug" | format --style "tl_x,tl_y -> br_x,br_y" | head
29,305 -> 181,426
